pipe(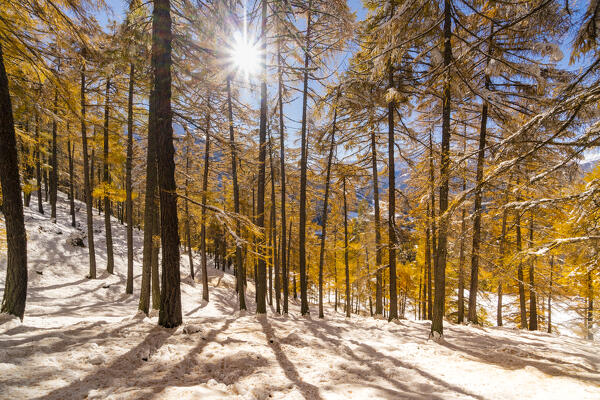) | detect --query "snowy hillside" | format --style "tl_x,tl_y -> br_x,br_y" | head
1,193 -> 599,400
